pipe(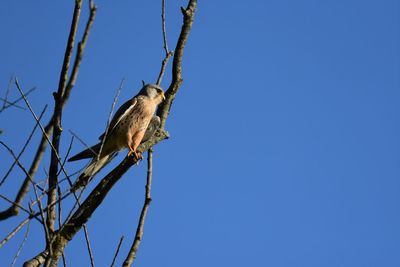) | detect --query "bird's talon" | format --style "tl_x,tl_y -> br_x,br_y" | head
135,152 -> 143,161
127,150 -> 142,162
